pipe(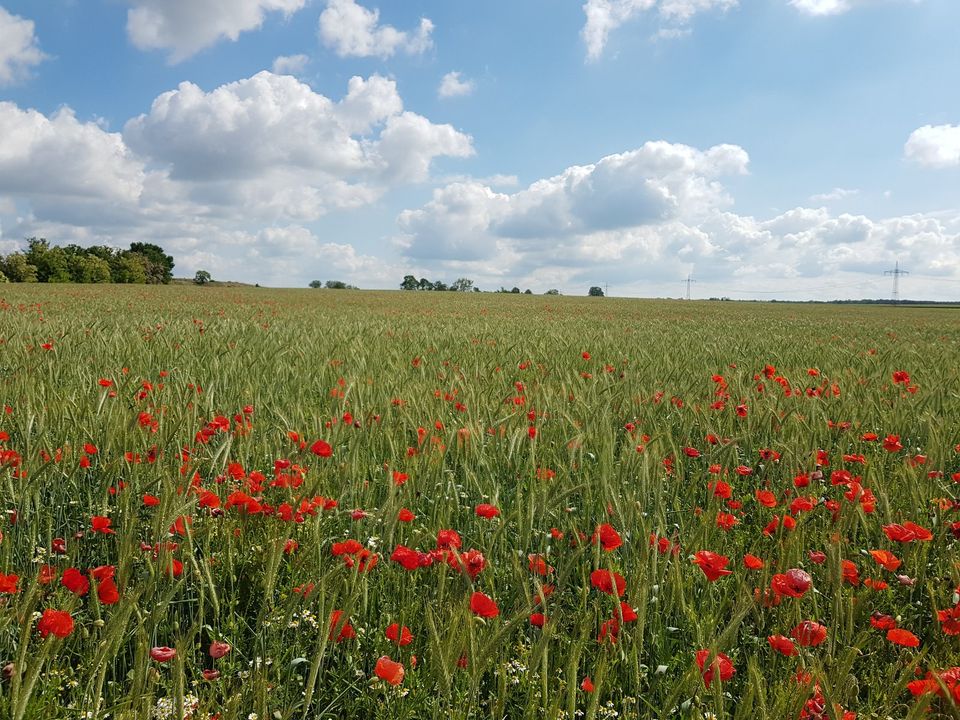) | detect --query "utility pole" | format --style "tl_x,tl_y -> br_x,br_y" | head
604,283 -> 609,297
683,275 -> 695,300
884,260 -> 909,303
